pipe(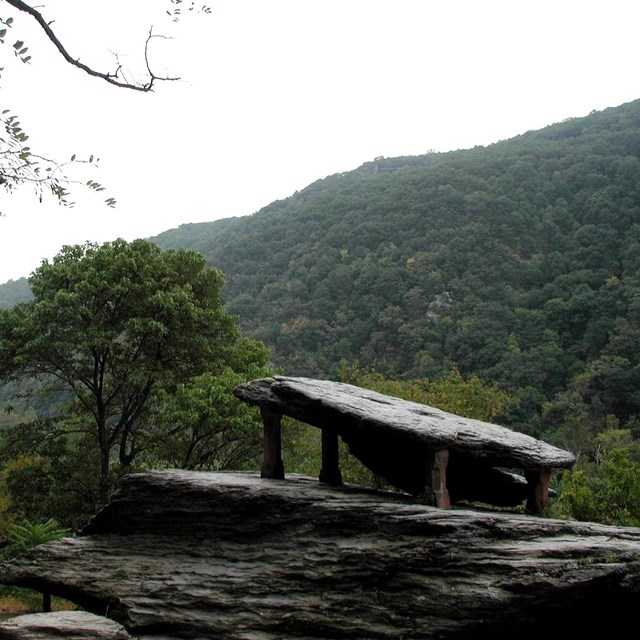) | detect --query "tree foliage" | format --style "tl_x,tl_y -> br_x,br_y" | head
147,100 -> 640,523
338,362 -> 517,423
0,419 -> 106,528
553,447 -> 640,527
0,276 -> 29,308
0,239 -> 257,502
149,364 -> 270,472
4,100 -> 640,526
